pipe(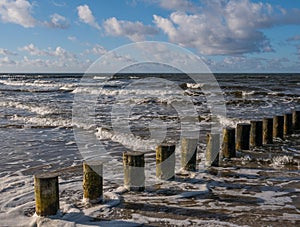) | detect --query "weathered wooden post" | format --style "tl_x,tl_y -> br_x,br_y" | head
273,115 -> 284,139
293,110 -> 300,130
156,144 -> 175,180
206,133 -> 220,167
123,151 -> 145,191
181,138 -> 197,171
284,113 -> 293,136
250,120 -> 263,147
83,161 -> 103,203
236,123 -> 251,151
34,173 -> 59,216
221,127 -> 235,158
263,118 -> 273,144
